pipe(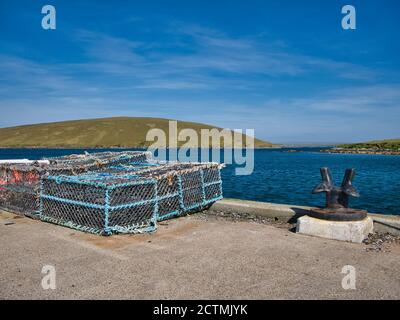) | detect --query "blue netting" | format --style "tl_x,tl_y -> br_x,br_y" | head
100,160 -> 223,221
40,160 -> 223,234
40,175 -> 158,235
